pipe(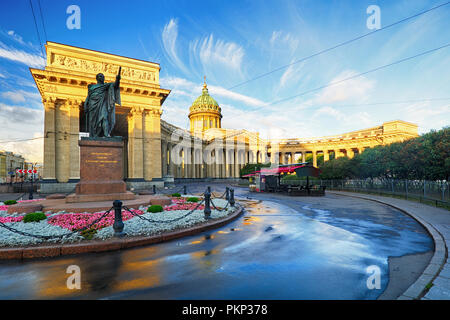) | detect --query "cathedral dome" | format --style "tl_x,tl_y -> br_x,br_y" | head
189,78 -> 222,132
190,82 -> 220,111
